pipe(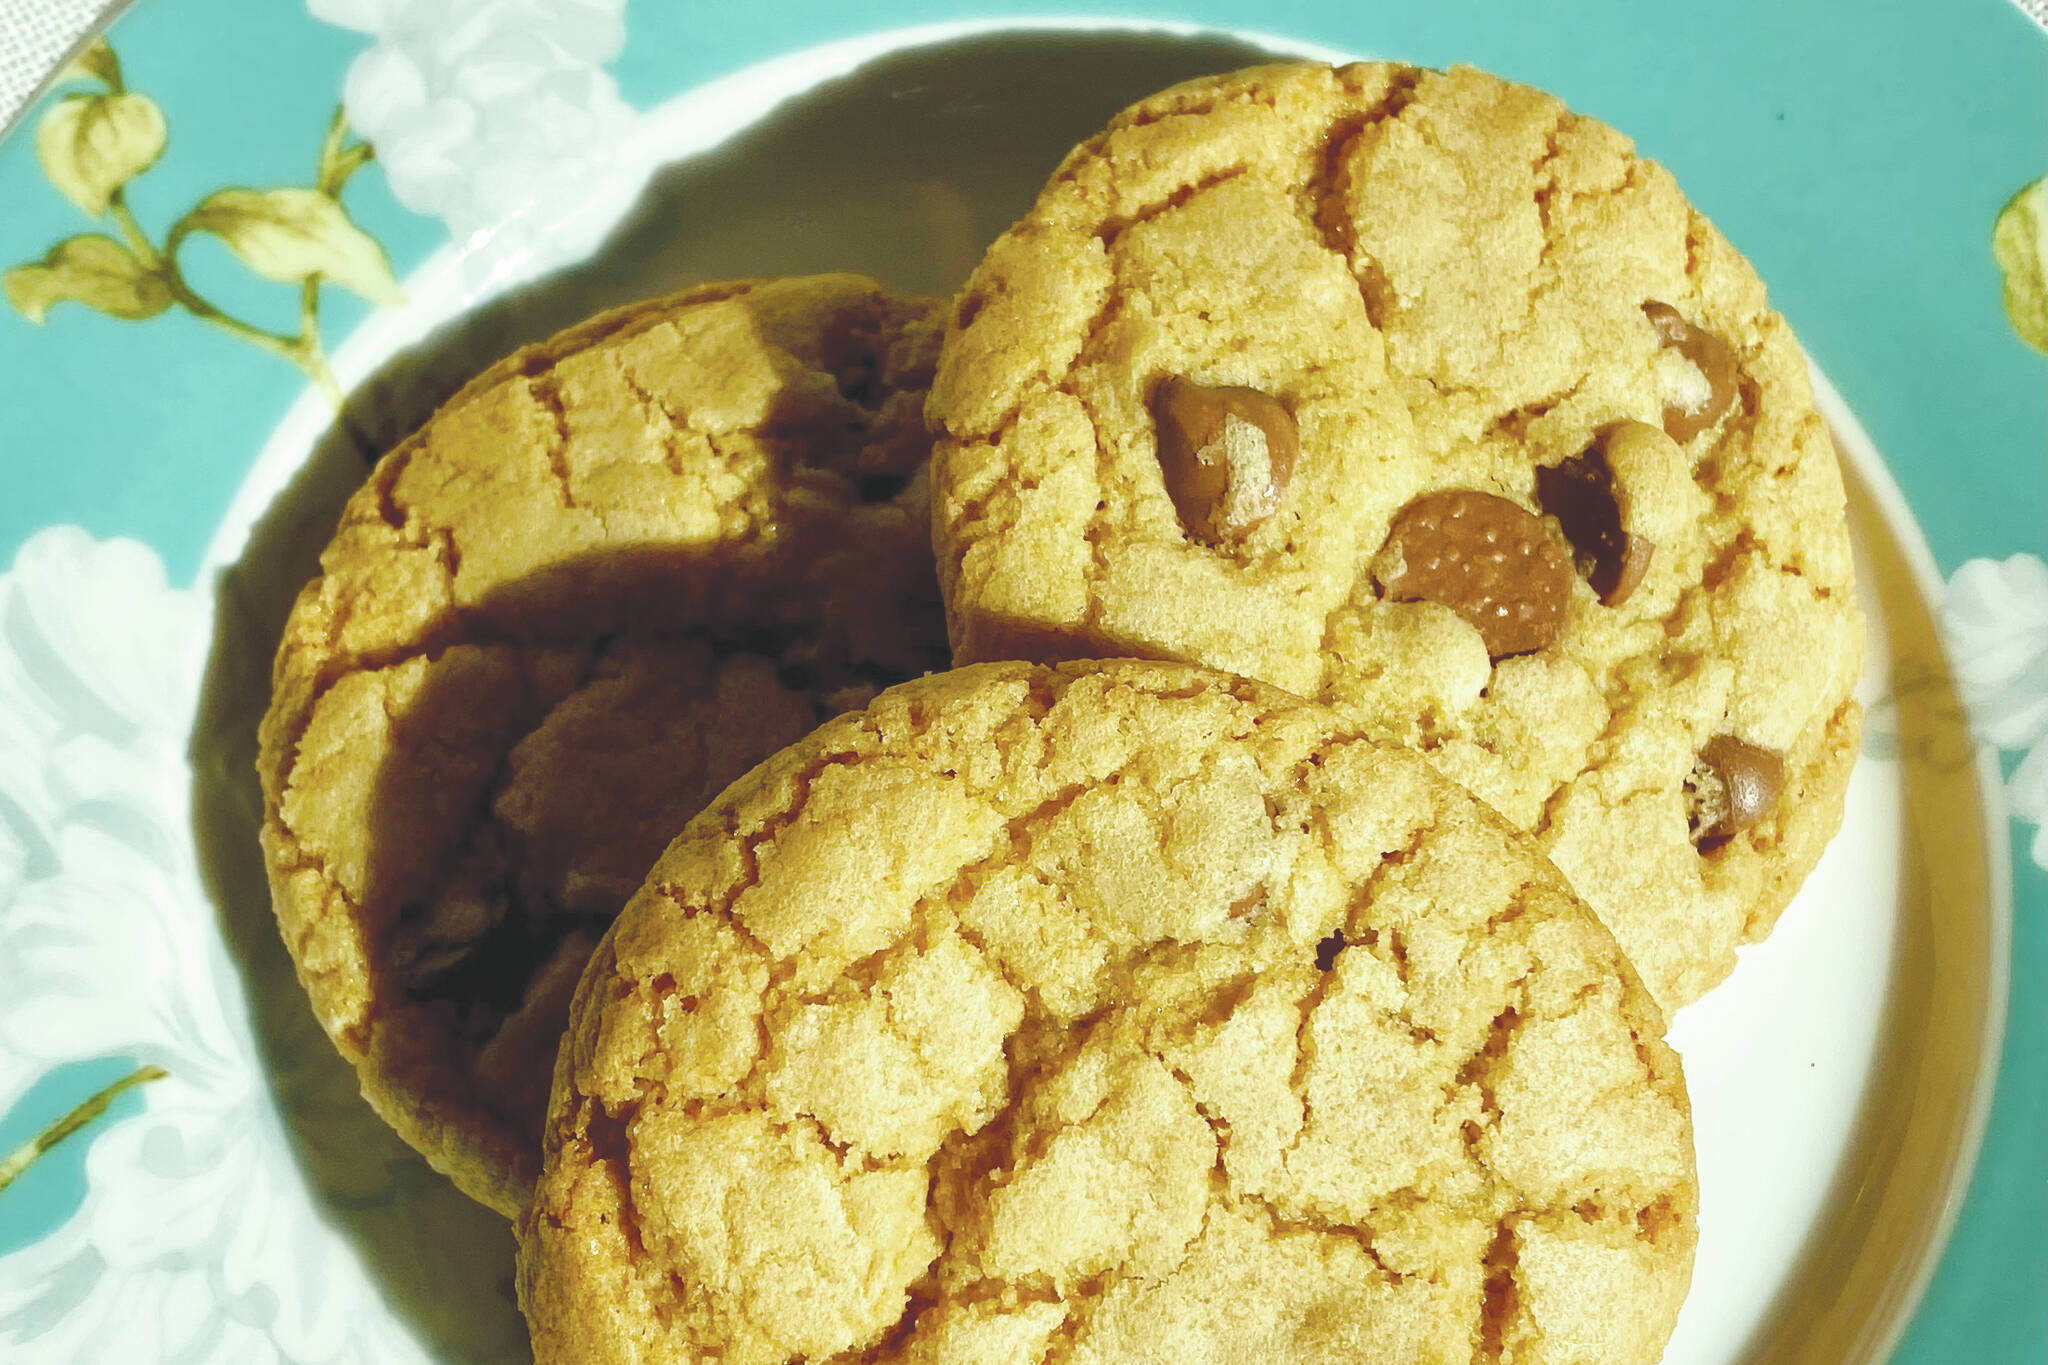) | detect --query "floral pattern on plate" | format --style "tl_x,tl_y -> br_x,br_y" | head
2,39 -> 397,405
311,0 -> 636,274
0,529 -> 522,1363
1944,553 -> 2048,870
